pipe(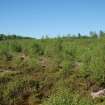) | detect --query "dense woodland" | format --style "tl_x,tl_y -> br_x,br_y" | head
1,31 -> 105,105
